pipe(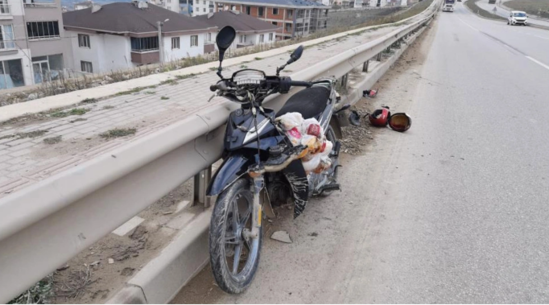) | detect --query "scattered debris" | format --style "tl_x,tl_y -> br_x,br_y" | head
43,135 -> 62,145
56,264 -> 70,271
99,128 -> 137,139
90,289 -> 109,300
308,232 -> 318,237
54,266 -> 94,299
102,105 -> 115,110
271,231 -> 292,243
129,225 -> 148,240
120,268 -> 135,277
108,258 -> 114,264
161,96 -> 170,100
